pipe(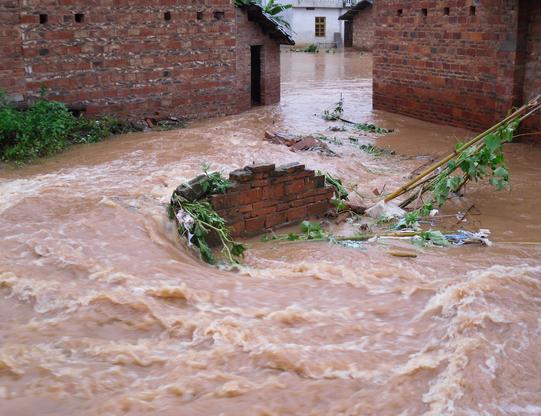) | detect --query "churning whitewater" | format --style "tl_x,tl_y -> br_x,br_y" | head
1,52 -> 541,416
